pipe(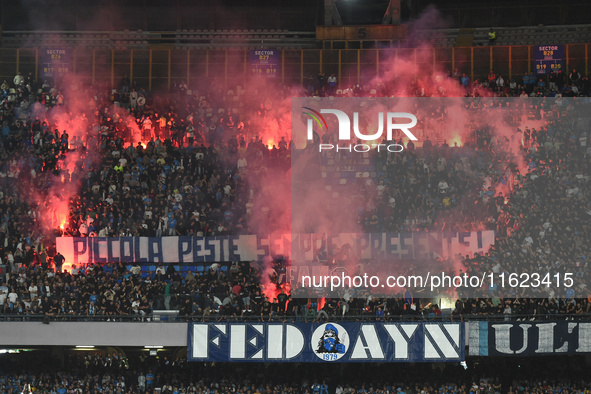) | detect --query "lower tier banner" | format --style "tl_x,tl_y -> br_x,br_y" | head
188,322 -> 464,362
56,231 -> 494,264
469,321 -> 591,356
